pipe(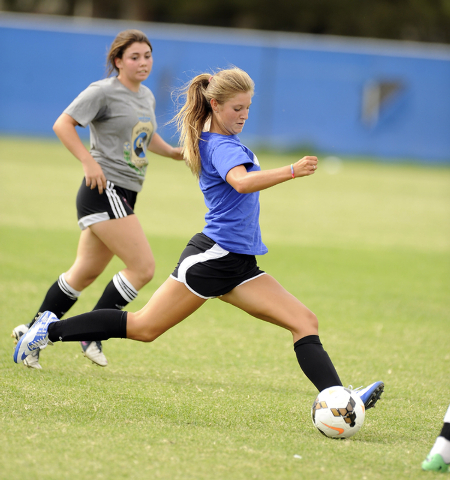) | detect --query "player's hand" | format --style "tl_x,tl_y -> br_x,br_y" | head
83,160 -> 107,194
171,146 -> 184,161
293,156 -> 318,178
